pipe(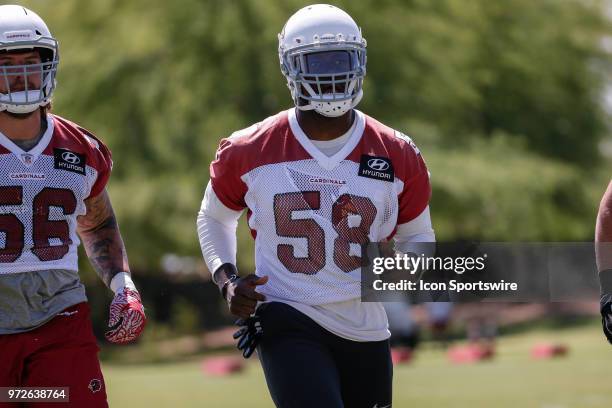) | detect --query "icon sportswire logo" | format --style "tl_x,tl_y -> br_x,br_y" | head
367,158 -> 390,171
